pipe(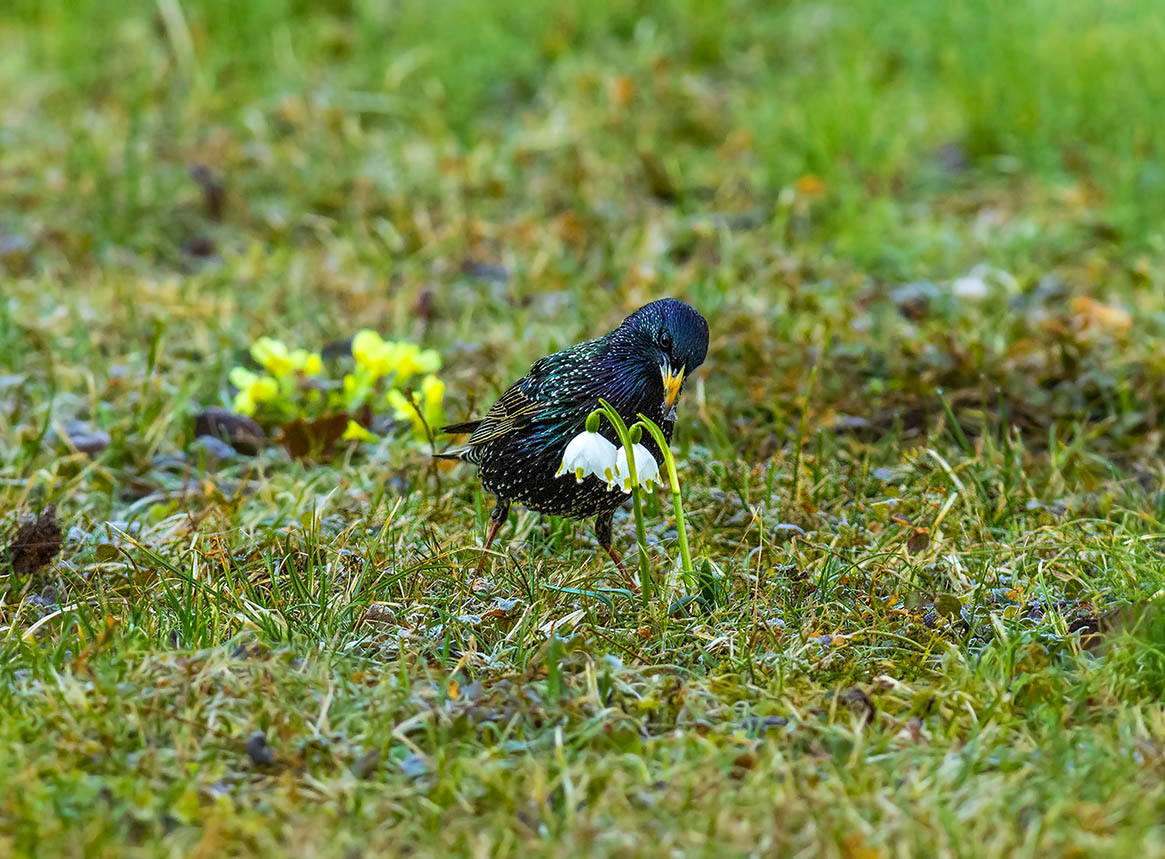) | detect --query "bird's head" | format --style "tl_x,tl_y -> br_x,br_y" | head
621,298 -> 709,421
